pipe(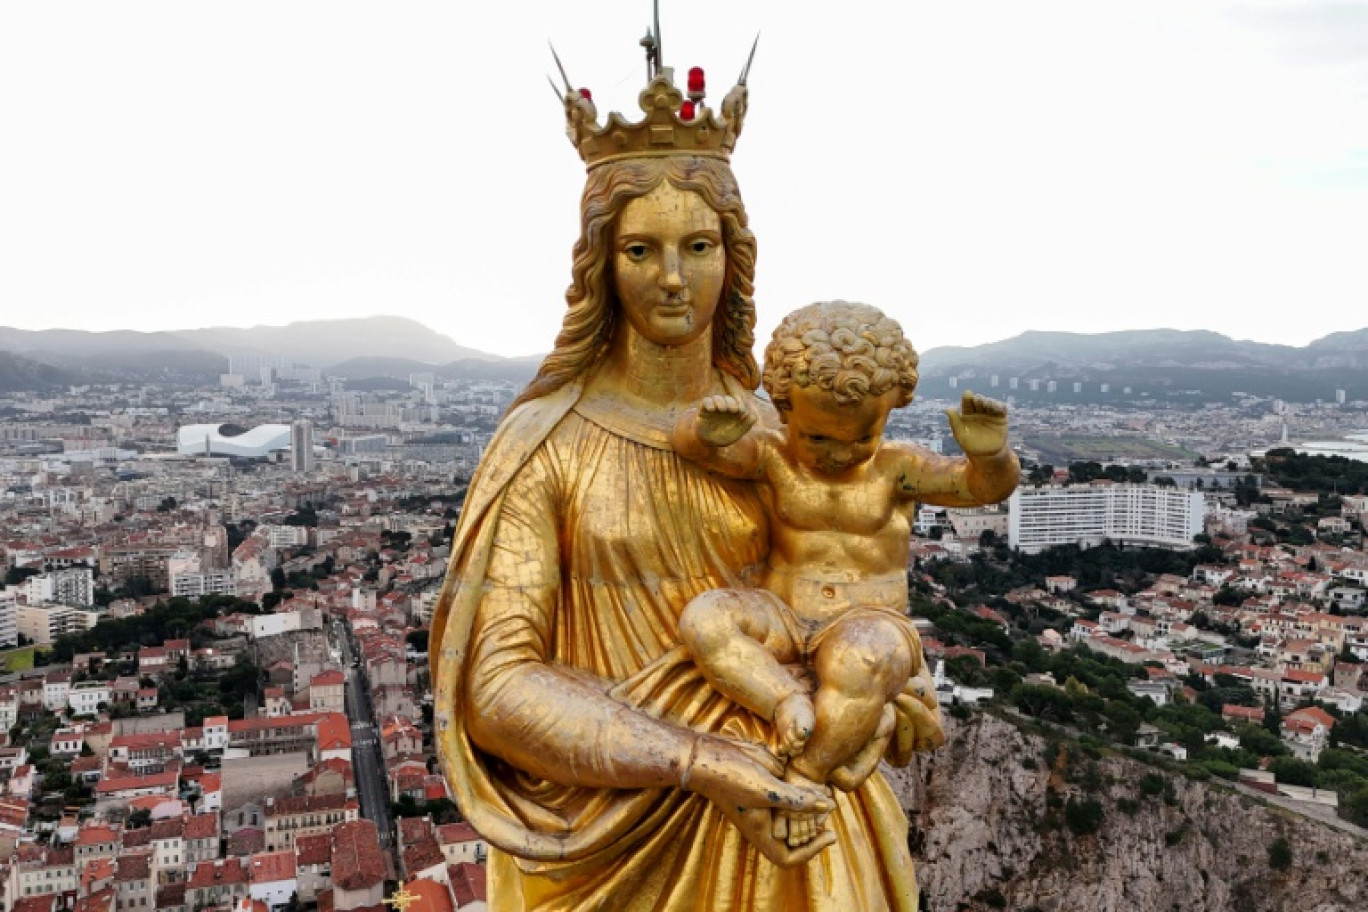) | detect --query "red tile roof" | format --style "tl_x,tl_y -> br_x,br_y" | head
115,853 -> 151,882
448,863 -> 487,906
187,858 -> 249,888
77,823 -> 120,845
332,819 -> 386,892
315,713 -> 352,750
249,850 -> 297,884
295,833 -> 332,866
110,732 -> 181,754
404,878 -> 454,912
266,793 -> 352,817
97,765 -> 180,795
1285,706 -> 1337,730
13,897 -> 59,912
185,813 -> 219,839
436,822 -> 480,845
